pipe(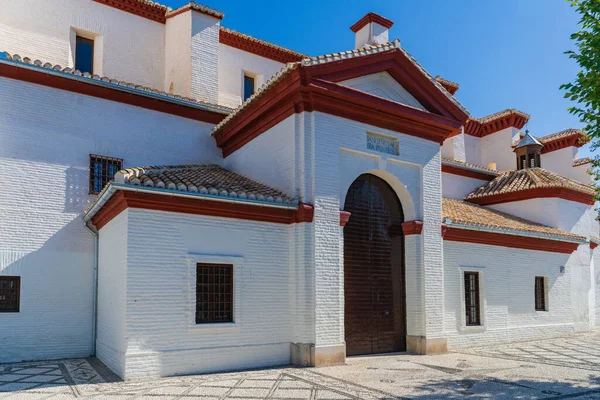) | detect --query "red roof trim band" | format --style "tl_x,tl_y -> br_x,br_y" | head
541,135 -> 587,154
441,164 -> 496,181
219,29 -> 304,64
465,112 -> 529,138
91,191 -> 315,230
92,0 -> 167,23
0,63 -> 227,124
442,225 -> 579,254
350,12 -> 394,32
466,187 -> 595,206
